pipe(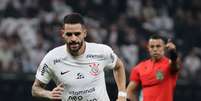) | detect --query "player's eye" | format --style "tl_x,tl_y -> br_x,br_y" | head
74,32 -> 81,36
150,45 -> 154,48
65,32 -> 73,36
156,45 -> 161,48
150,45 -> 161,48
64,32 -> 81,36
